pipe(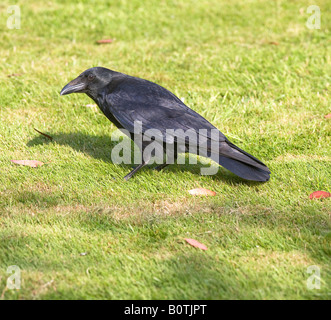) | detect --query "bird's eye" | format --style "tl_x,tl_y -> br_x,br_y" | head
88,74 -> 96,81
